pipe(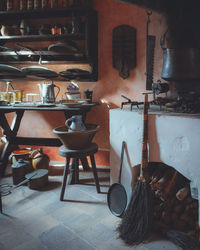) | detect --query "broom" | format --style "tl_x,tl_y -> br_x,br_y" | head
117,93 -> 154,245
